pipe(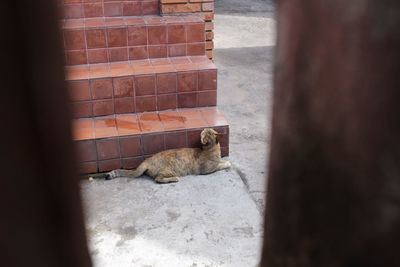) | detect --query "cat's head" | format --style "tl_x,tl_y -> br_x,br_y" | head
200,128 -> 220,147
